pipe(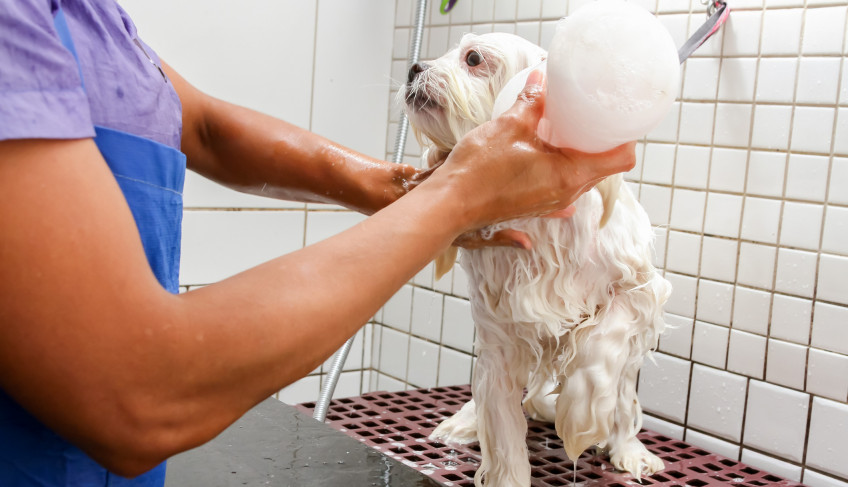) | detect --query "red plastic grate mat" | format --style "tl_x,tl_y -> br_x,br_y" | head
296,384 -> 805,487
